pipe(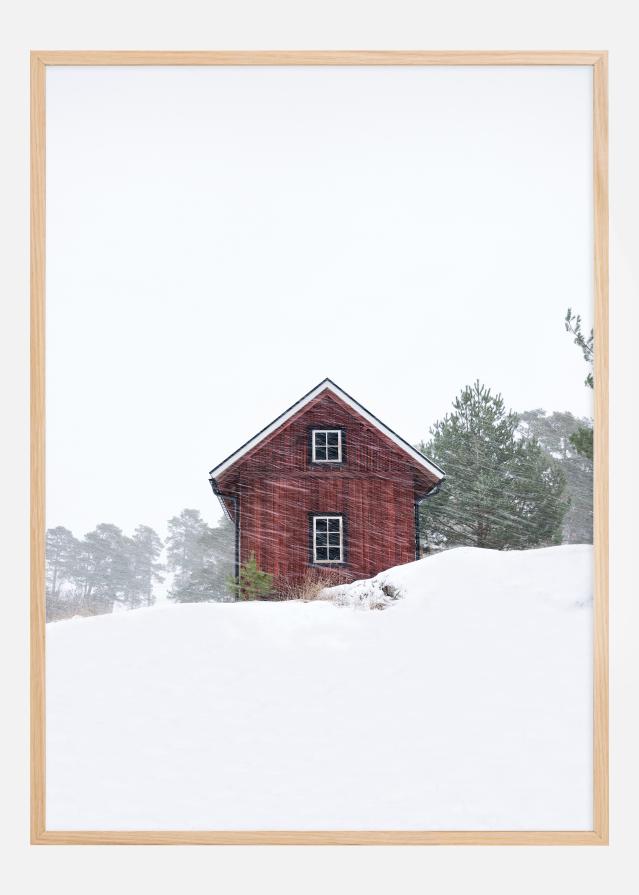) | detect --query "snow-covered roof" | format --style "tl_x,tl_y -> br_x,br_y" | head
209,378 -> 445,482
